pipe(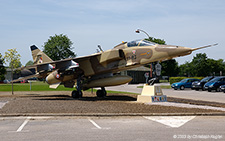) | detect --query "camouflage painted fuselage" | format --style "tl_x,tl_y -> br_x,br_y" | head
26,39 -> 214,90
76,39 -> 192,77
